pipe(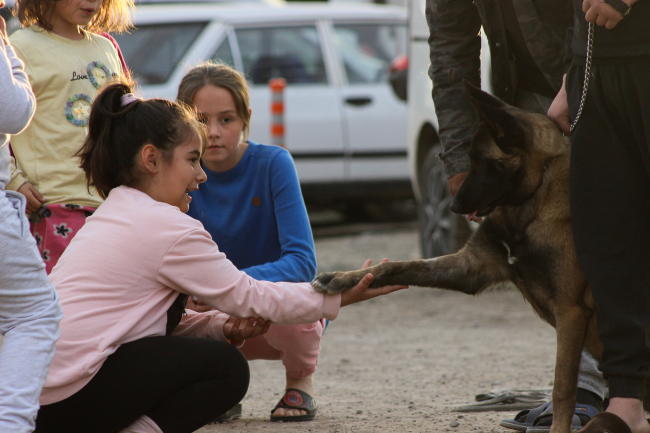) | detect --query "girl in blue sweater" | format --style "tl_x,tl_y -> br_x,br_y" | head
177,63 -> 321,422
